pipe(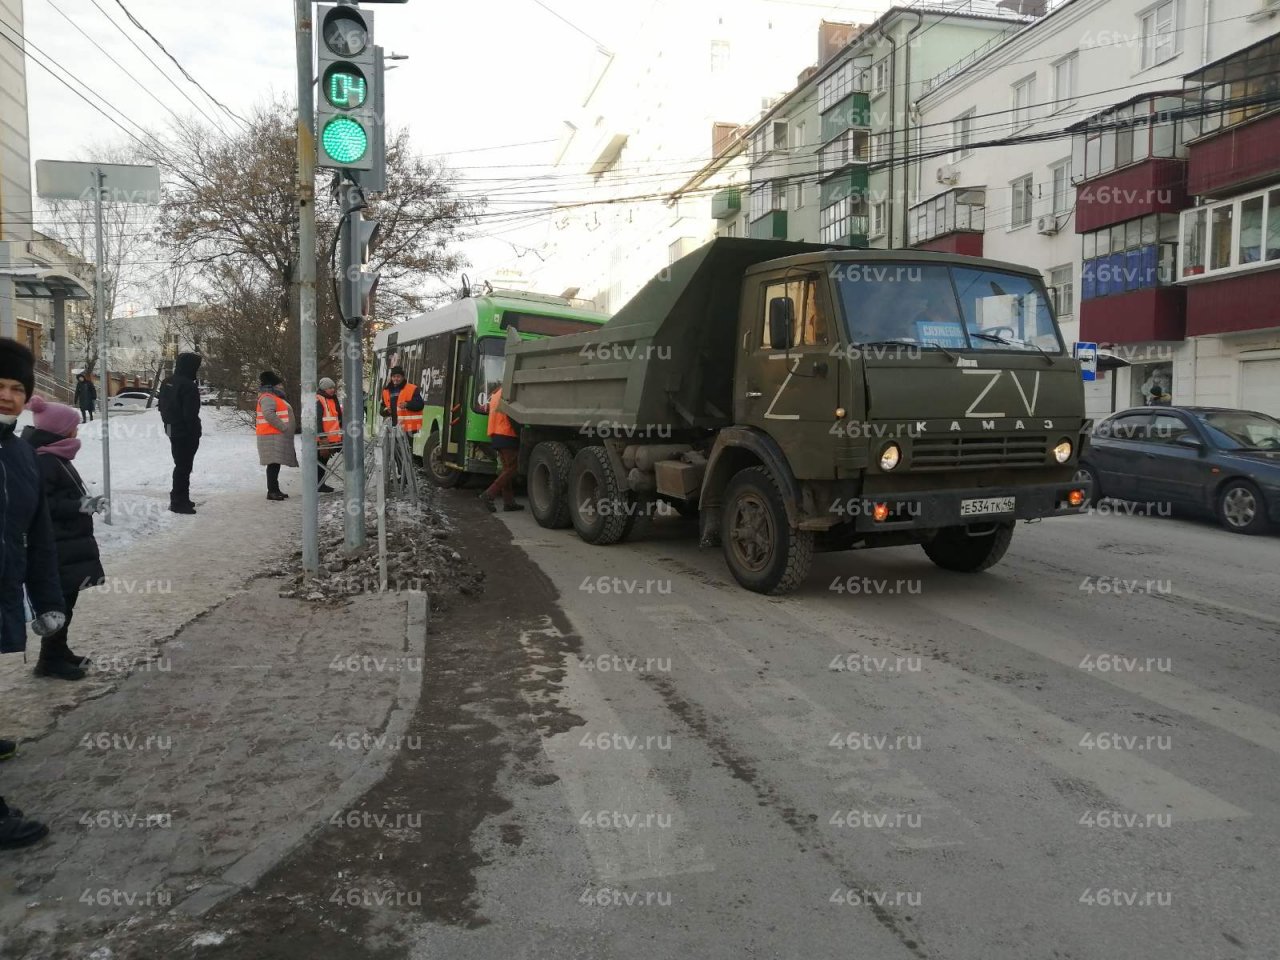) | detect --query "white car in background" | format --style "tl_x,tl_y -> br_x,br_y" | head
108,390 -> 157,411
